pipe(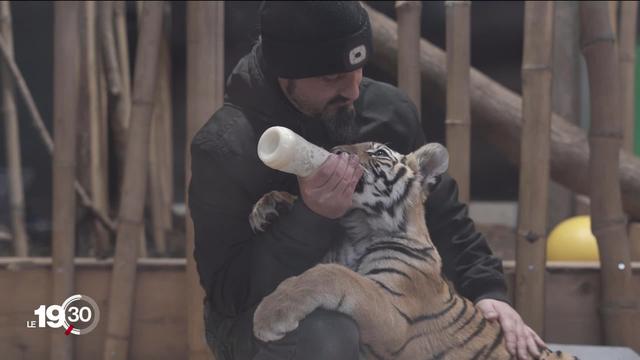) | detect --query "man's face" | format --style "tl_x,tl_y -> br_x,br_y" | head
278,68 -> 363,144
